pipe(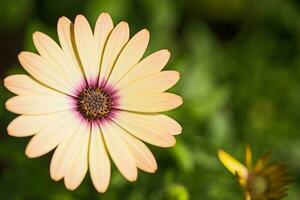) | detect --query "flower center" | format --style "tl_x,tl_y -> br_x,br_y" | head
77,87 -> 112,120
248,174 -> 269,196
